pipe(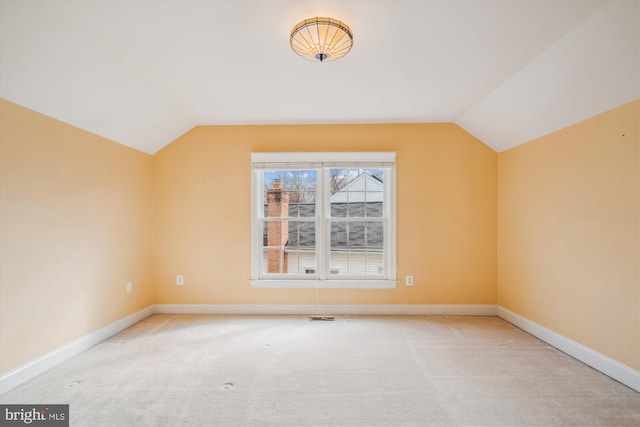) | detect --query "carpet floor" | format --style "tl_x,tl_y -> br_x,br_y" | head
1,314 -> 639,426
